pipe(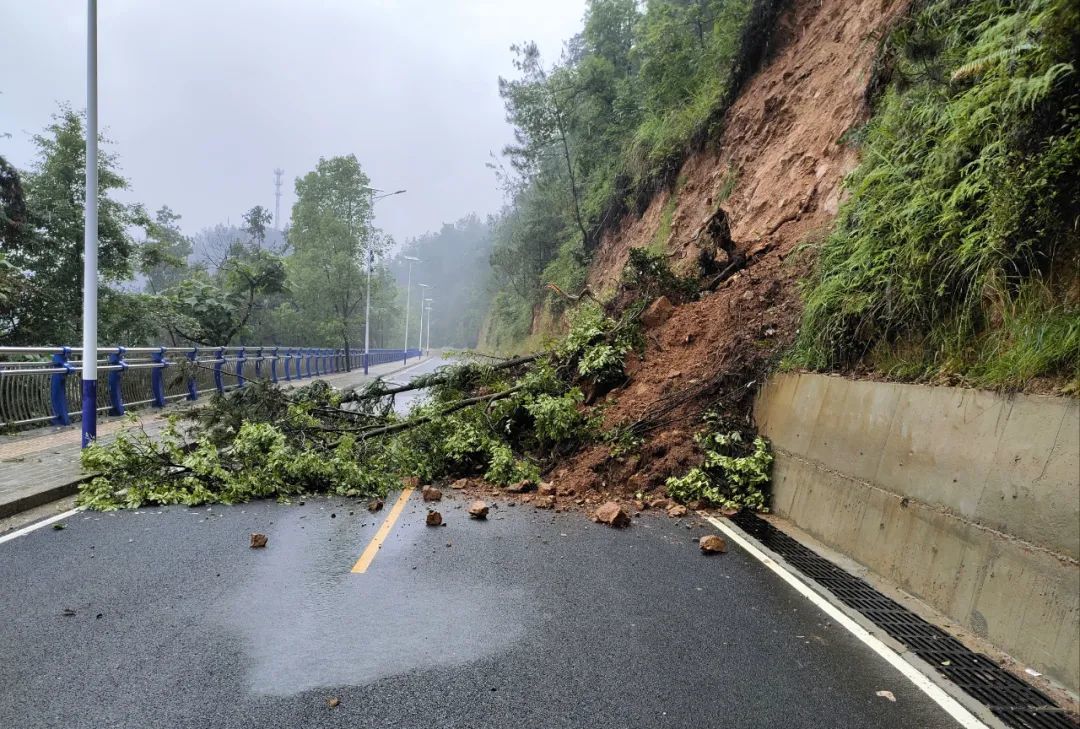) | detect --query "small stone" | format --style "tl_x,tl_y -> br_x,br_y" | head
633,499 -> 646,511
595,501 -> 631,528
402,476 -> 421,489
367,498 -> 384,512
537,482 -> 557,497
451,478 -> 469,490
667,504 -> 688,518
327,697 -> 340,708
536,495 -> 556,510
421,486 -> 443,502
649,498 -> 671,510
686,500 -> 703,511
699,534 -> 727,554
468,501 -> 490,519
426,510 -> 443,527
250,533 -> 268,549
506,479 -> 534,493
